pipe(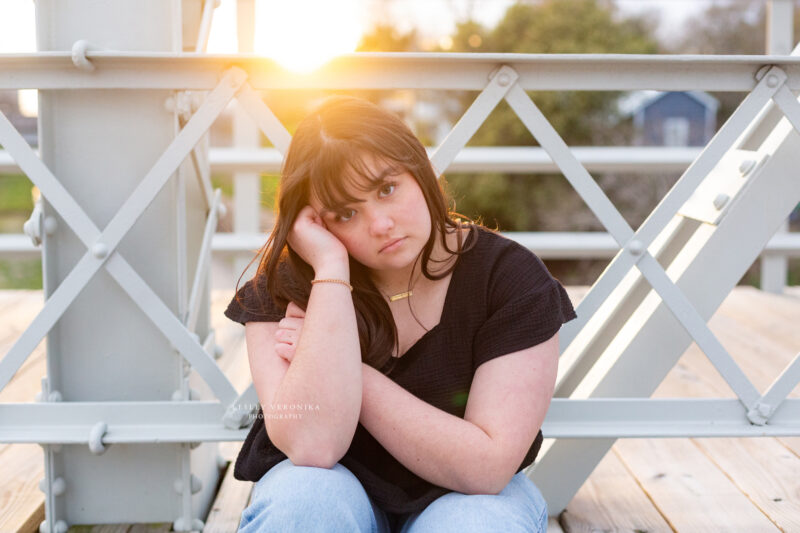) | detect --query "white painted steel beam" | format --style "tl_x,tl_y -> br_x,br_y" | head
4,231 -> 800,260
542,398 -> 800,438
505,82 -> 634,245
1,146 -> 704,174
0,71 -> 243,404
2,53 -> 800,91
533,71 -> 800,513
431,65 -> 517,176
186,190 -> 221,332
4,399 -> 799,443
554,67 -> 783,377
30,3 -> 217,530
760,7 -> 796,294
0,401 -> 251,443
